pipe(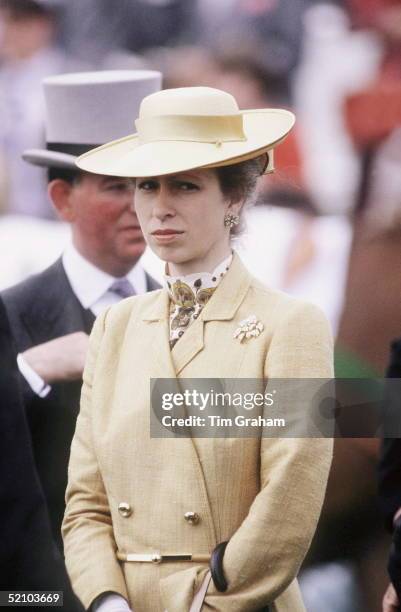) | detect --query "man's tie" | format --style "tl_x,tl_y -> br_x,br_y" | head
108,278 -> 136,299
